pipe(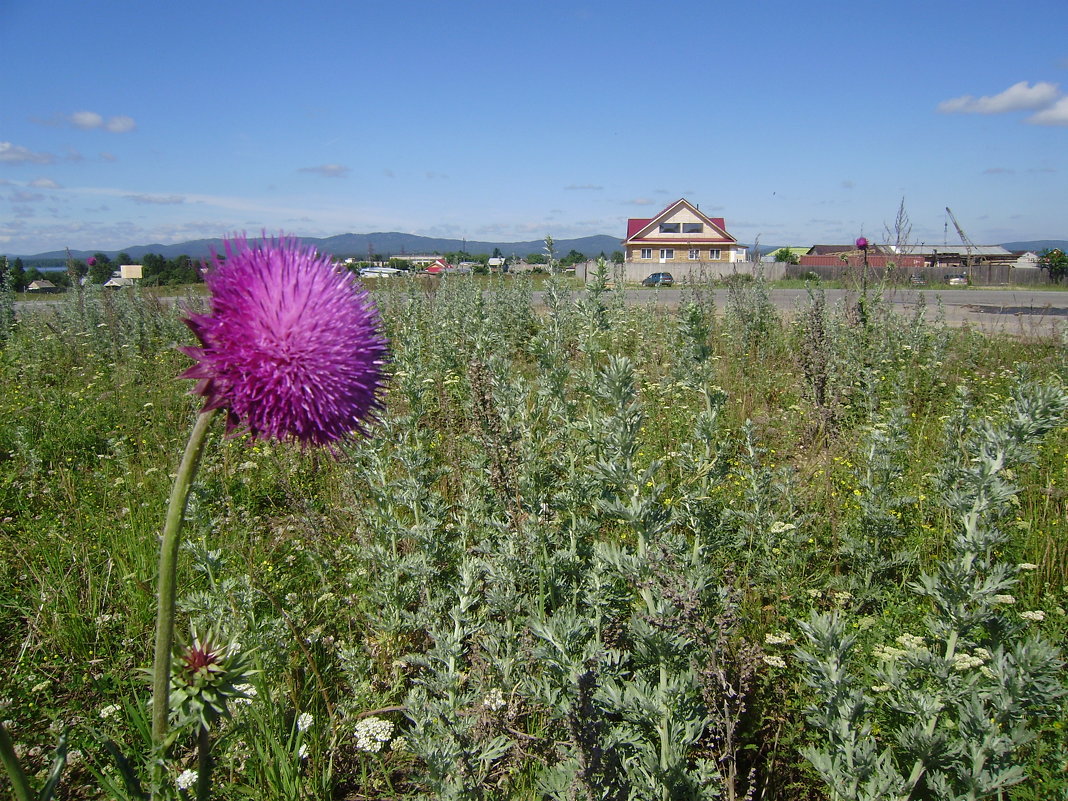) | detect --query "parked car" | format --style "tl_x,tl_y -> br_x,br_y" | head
946,274 -> 968,286
642,272 -> 674,287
